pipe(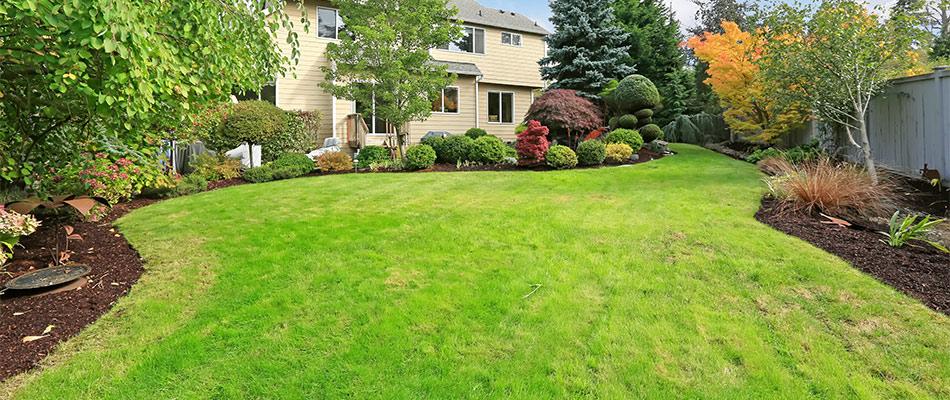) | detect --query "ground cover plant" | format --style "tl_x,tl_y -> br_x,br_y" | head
4,145 -> 950,398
